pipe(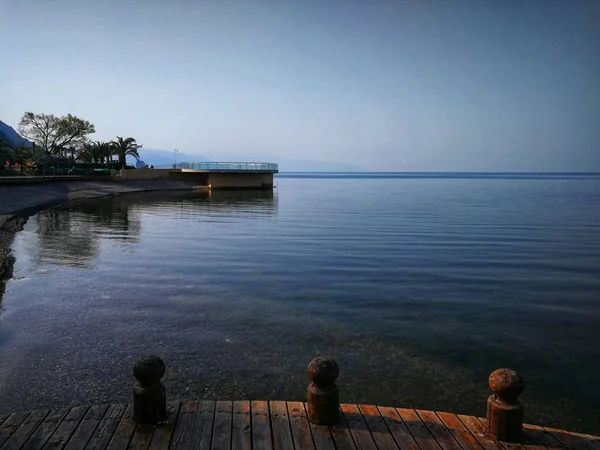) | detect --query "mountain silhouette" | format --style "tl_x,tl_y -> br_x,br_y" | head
130,149 -> 368,172
127,148 -> 211,167
0,120 -> 32,146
